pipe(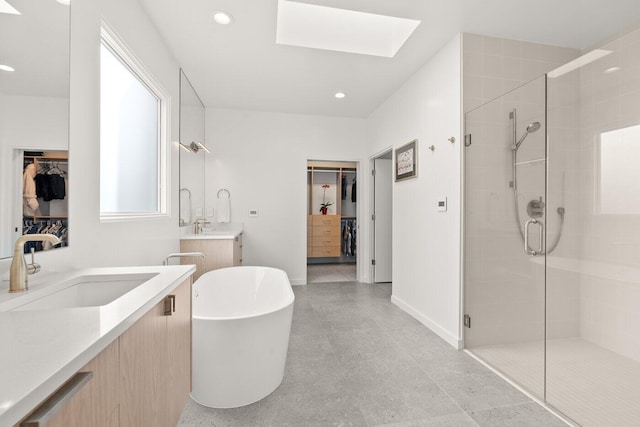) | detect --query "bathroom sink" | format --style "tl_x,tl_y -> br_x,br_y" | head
12,273 -> 158,310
